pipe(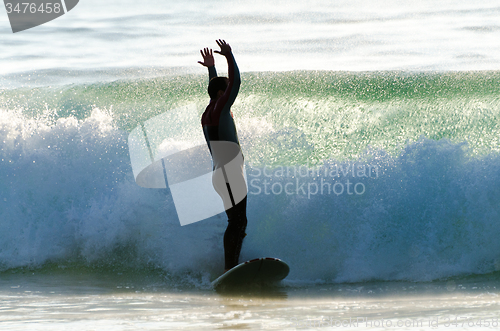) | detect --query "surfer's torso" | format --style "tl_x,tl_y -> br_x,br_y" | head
201,53 -> 241,169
